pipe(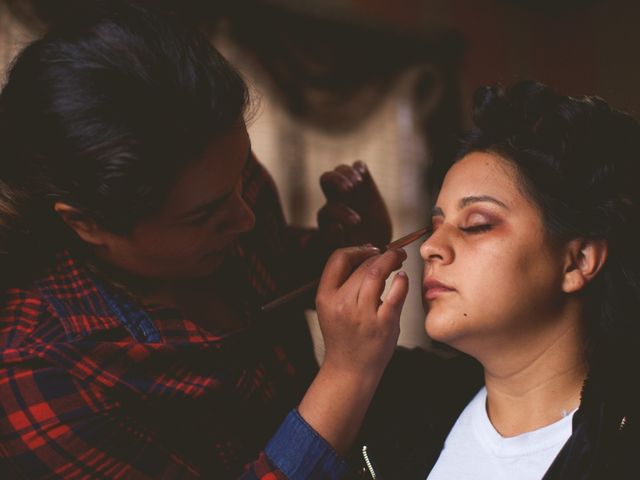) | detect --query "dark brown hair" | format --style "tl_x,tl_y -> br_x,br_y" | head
0,1 -> 249,282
